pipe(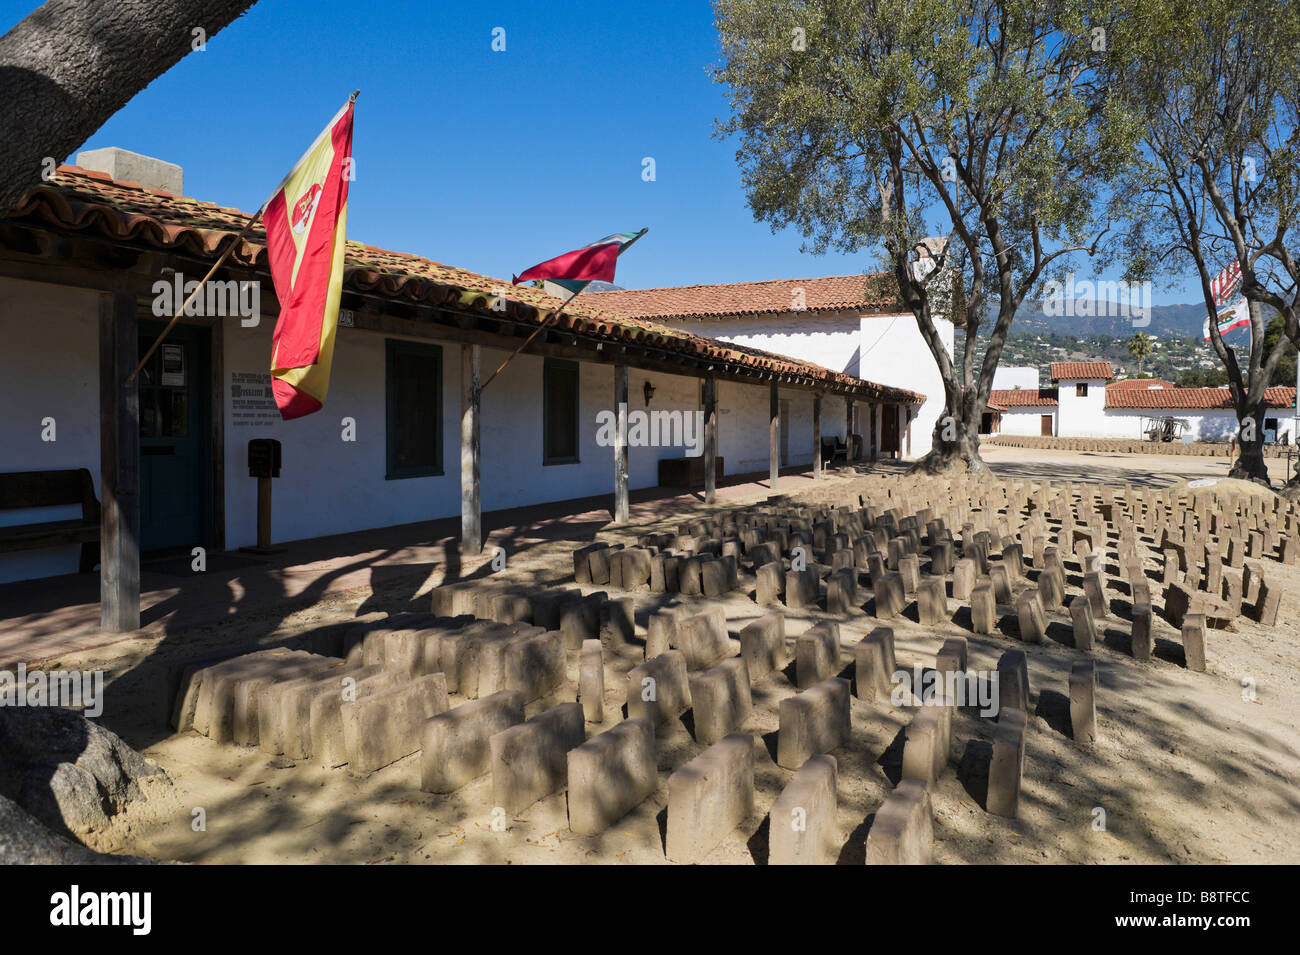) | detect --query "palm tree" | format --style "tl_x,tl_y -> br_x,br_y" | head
1127,332 -> 1154,375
